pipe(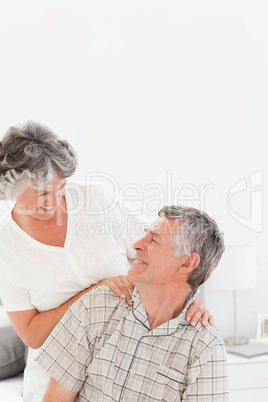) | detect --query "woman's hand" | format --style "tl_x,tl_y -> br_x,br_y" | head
99,275 -> 134,306
185,296 -> 214,327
